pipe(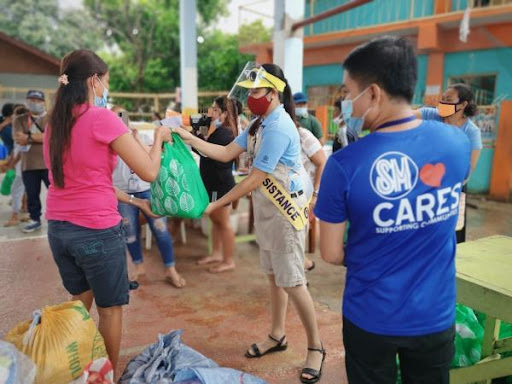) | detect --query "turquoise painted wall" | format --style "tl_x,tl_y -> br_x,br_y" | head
304,0 -> 434,36
444,48 -> 512,194
302,55 -> 428,105
414,55 -> 428,106
303,64 -> 344,91
451,0 -> 469,11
